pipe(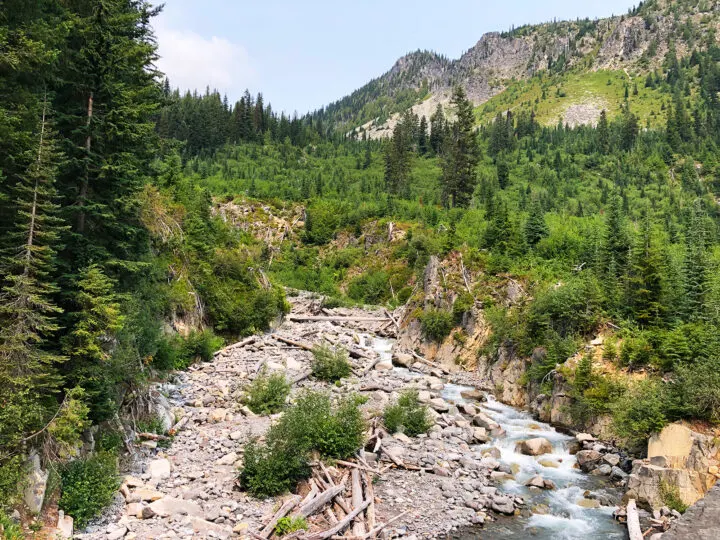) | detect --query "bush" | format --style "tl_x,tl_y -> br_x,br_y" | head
311,344 -> 352,382
419,309 -> 454,342
239,391 -> 366,498
611,380 -> 669,447
153,329 -> 224,371
384,390 -> 432,436
243,369 -> 291,415
452,292 -> 475,324
347,269 -> 391,305
0,456 -> 25,509
0,511 -> 23,540
275,516 -> 309,535
60,452 -> 120,527
96,429 -> 125,453
671,357 -> 720,423
660,480 -> 688,513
